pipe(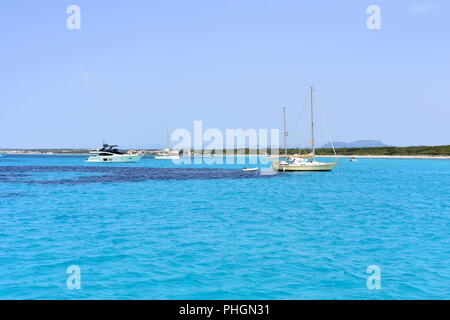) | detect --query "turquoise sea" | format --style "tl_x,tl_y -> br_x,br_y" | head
0,154 -> 449,299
